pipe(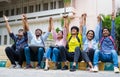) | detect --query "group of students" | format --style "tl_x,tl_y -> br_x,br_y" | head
3,12 -> 120,73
